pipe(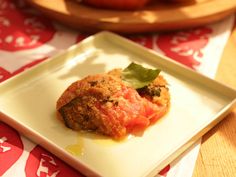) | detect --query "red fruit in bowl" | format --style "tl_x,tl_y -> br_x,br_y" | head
82,0 -> 151,10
